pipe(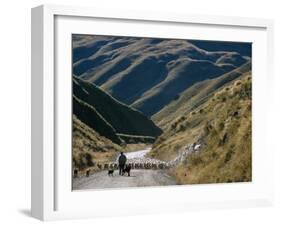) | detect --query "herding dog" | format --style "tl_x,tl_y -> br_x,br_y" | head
73,169 -> 78,178
122,164 -> 131,176
108,169 -> 114,176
